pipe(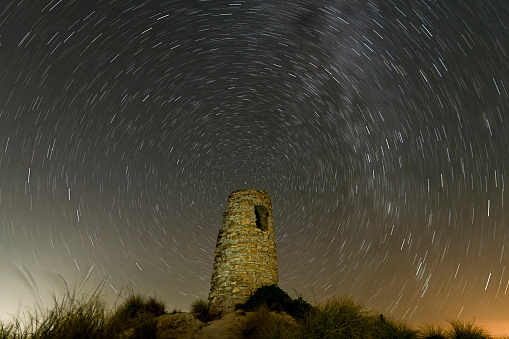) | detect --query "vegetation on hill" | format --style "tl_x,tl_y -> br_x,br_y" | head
235,285 -> 502,339
1,281 -> 507,339
0,288 -> 166,339
238,284 -> 312,321
190,298 -> 217,323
